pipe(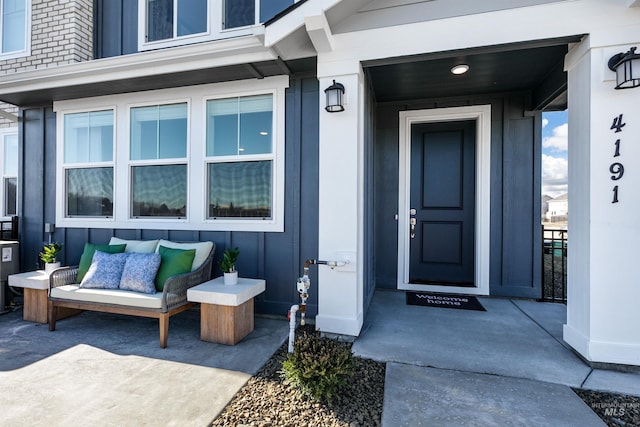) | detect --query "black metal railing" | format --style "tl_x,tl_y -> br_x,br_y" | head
541,227 -> 567,303
0,216 -> 18,240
